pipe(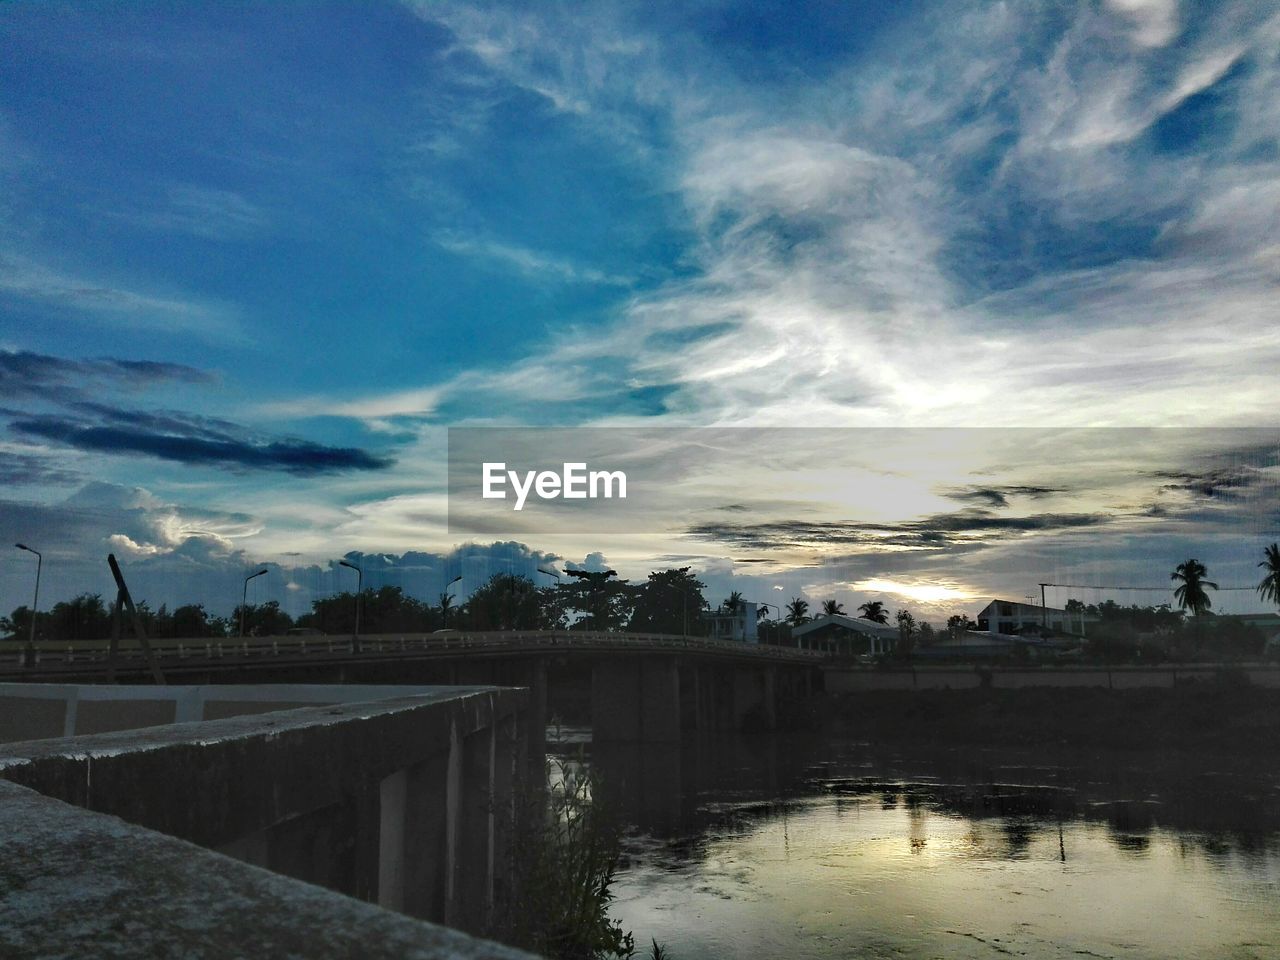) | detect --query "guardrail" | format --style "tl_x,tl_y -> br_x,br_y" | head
0,630 -> 826,672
